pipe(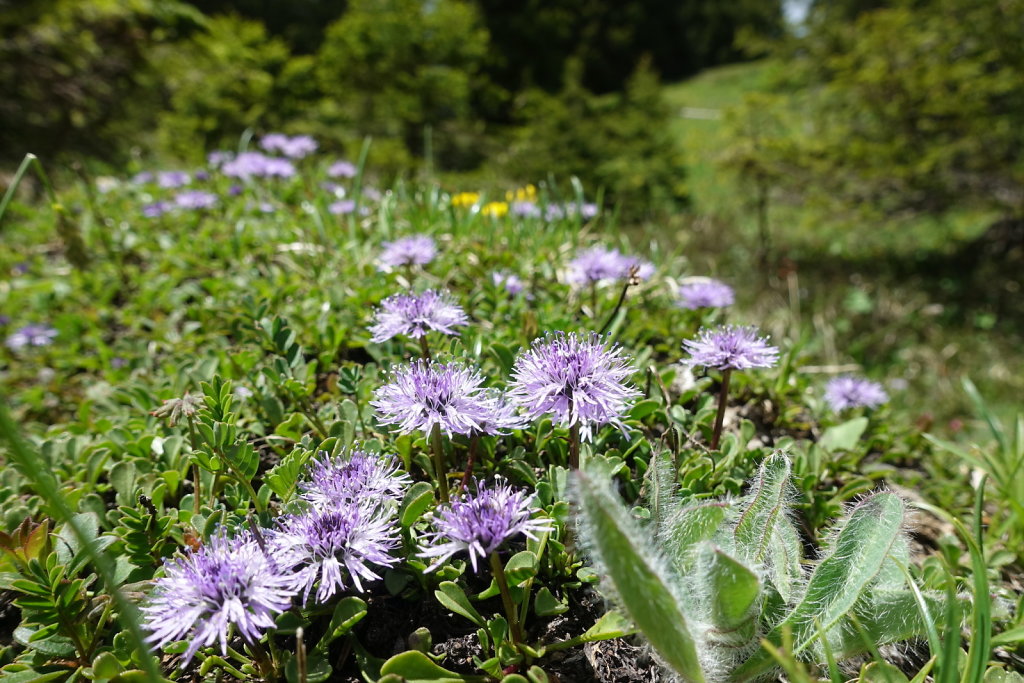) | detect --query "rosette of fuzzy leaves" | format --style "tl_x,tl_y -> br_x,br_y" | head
575,451 -> 943,682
